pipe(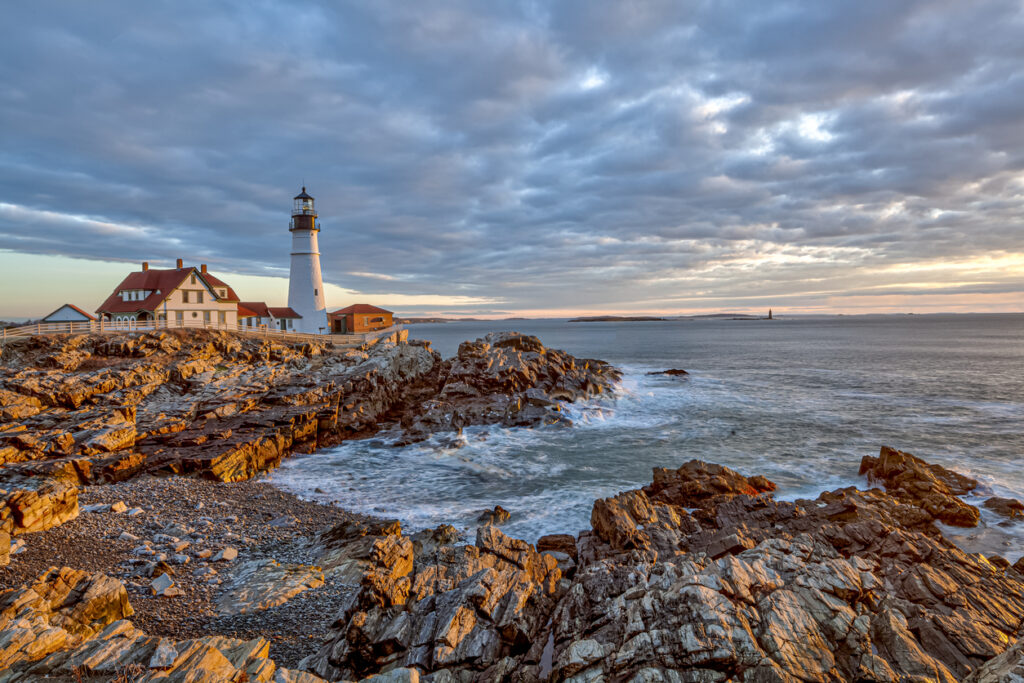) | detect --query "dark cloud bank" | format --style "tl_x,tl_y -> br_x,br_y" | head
1,1 -> 1022,313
